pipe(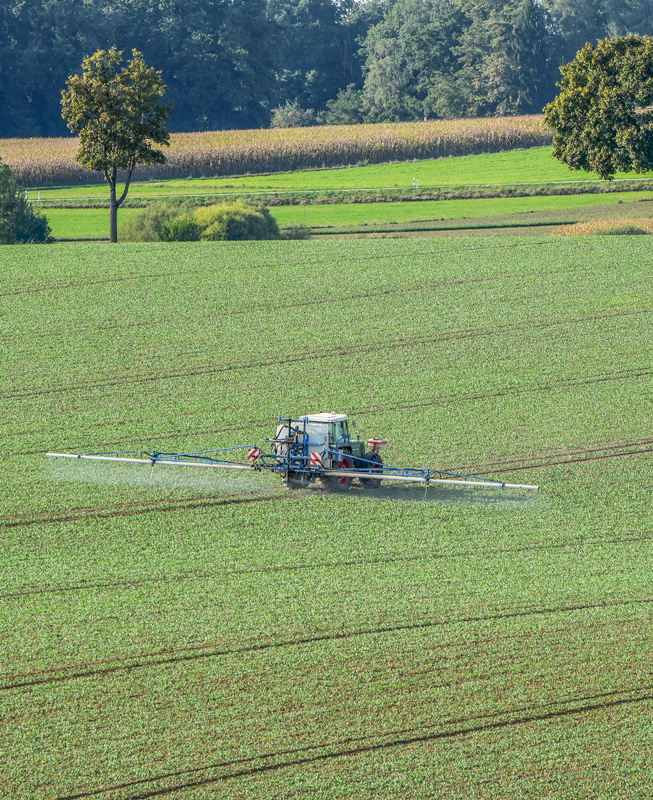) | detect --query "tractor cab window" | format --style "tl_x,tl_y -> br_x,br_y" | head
329,420 -> 349,445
